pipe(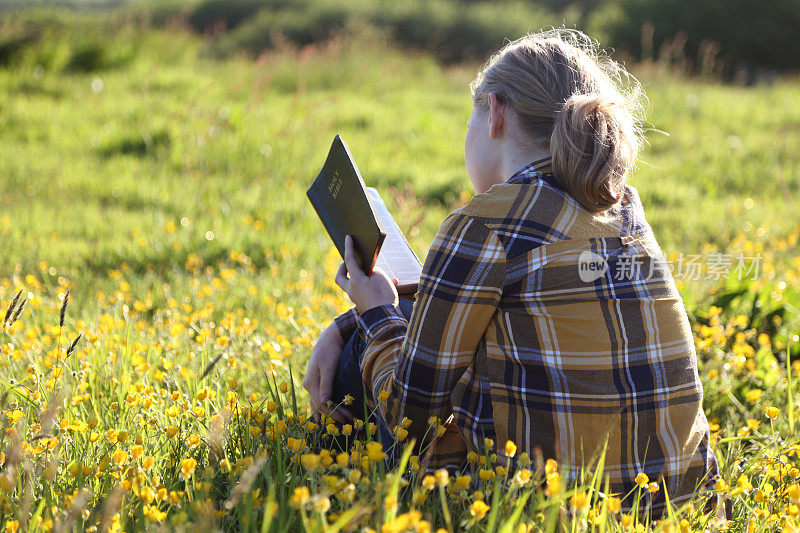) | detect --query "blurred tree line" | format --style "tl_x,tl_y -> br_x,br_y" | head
1,0 -> 798,82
